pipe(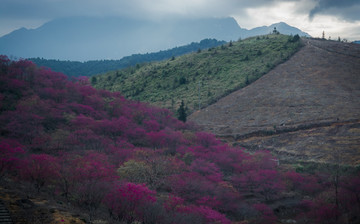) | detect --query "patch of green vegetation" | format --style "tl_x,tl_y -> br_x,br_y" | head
93,34 -> 303,113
